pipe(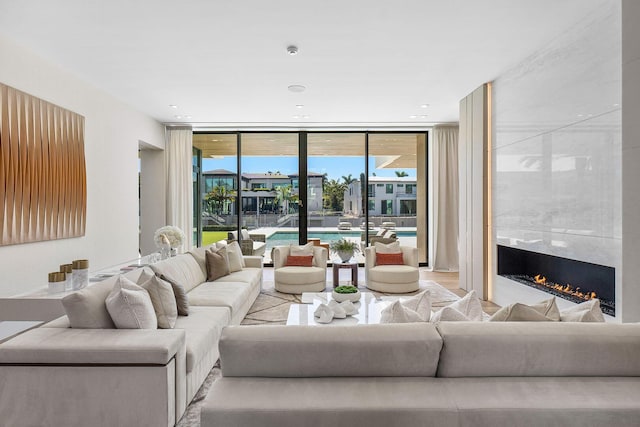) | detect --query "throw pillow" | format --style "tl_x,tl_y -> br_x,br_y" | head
380,300 -> 424,323
105,276 -> 157,329
205,245 -> 231,281
240,229 -> 251,240
560,299 -> 605,322
62,276 -> 117,328
402,290 -> 432,321
136,269 -> 155,286
226,241 -> 245,272
154,273 -> 190,316
430,305 -> 472,322
374,241 -> 401,254
489,298 -> 561,322
285,255 -> 314,267
376,252 -> 404,266
140,274 -> 178,329
290,242 -> 314,256
431,290 -> 483,322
